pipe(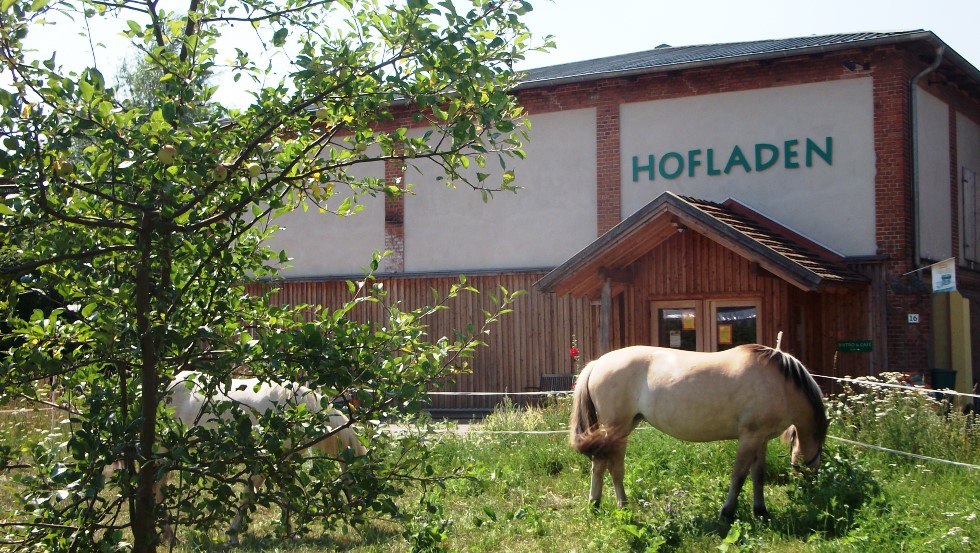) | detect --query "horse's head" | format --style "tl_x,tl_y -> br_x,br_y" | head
782,425 -> 822,473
